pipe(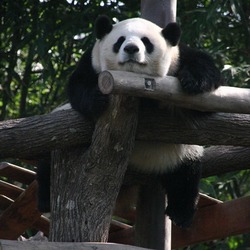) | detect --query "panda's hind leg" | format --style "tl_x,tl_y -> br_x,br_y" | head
163,159 -> 201,228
